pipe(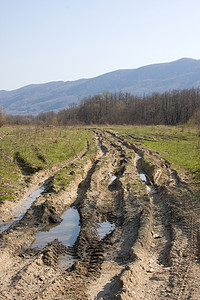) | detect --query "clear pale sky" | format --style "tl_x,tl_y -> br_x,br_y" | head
0,0 -> 200,91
